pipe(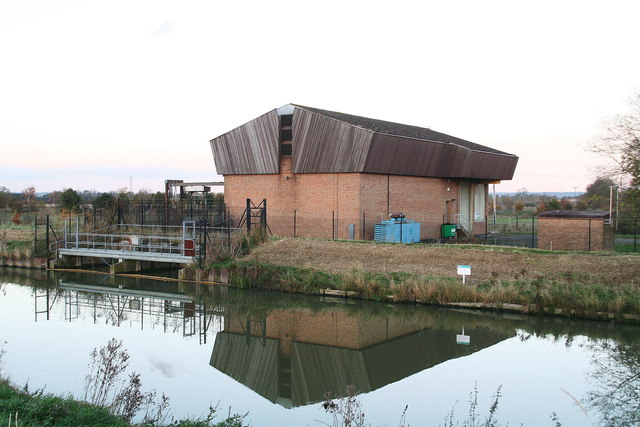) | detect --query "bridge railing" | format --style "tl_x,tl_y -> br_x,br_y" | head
58,218 -> 198,258
52,218 -> 246,263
